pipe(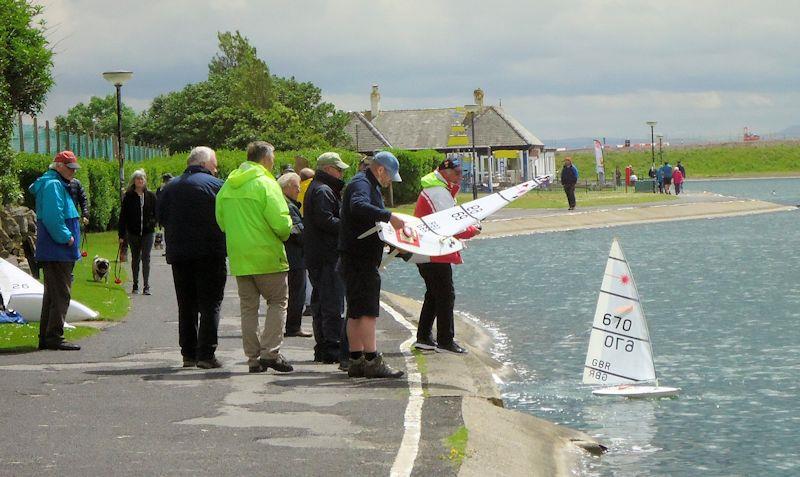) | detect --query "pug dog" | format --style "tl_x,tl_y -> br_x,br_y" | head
154,231 -> 164,250
92,255 -> 110,283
